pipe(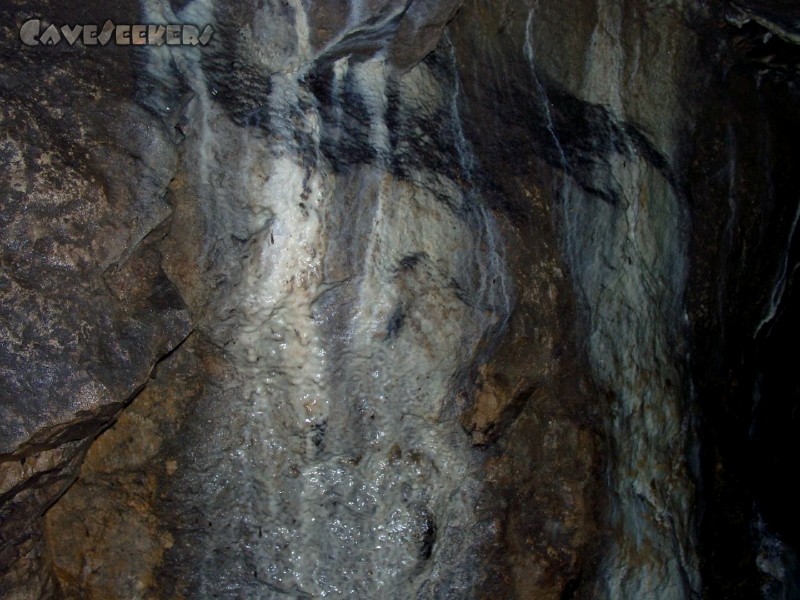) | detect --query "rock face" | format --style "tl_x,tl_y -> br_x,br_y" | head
0,1 -> 191,597
132,1 -> 514,596
687,5 -> 800,598
1,0 -> 798,599
450,1 -> 704,596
